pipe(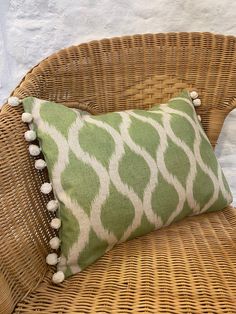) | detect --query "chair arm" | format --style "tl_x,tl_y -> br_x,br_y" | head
0,105 -> 55,313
